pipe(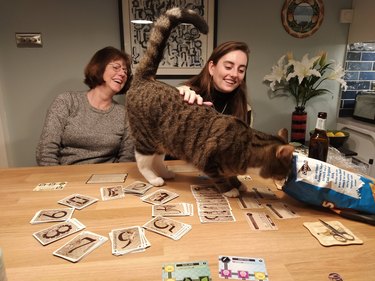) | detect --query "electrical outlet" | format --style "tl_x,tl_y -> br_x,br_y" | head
15,33 -> 42,48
